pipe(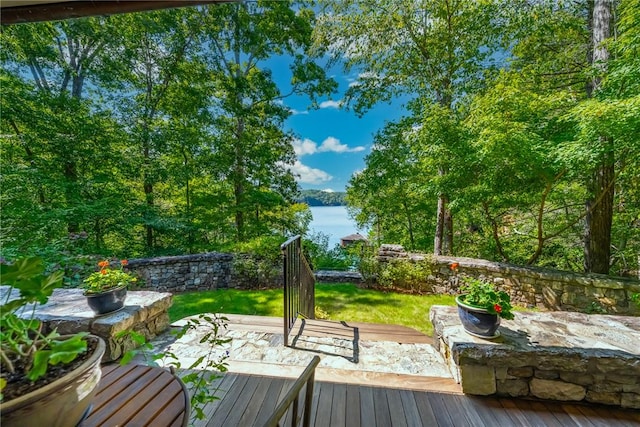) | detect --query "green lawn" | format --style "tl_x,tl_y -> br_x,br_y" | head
169,283 -> 457,336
